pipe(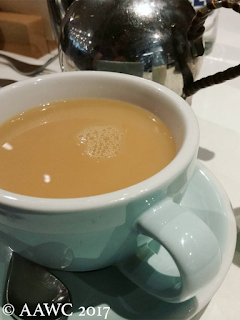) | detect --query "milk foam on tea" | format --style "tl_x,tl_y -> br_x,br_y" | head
0,99 -> 176,198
